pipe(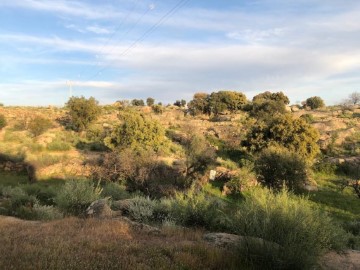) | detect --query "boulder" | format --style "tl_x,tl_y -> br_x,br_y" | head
86,199 -> 113,219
